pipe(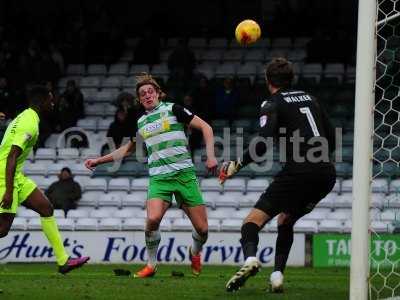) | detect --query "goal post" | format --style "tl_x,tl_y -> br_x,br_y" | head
350,0 -> 377,299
